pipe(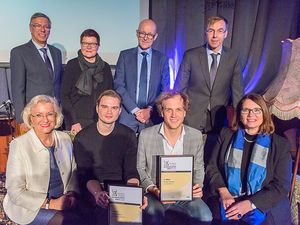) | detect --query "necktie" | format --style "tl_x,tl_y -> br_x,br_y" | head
210,53 -> 218,89
40,48 -> 54,79
137,52 -> 148,108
